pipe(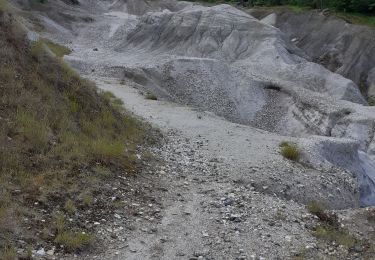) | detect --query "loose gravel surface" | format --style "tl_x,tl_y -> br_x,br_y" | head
56,78 -> 371,260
